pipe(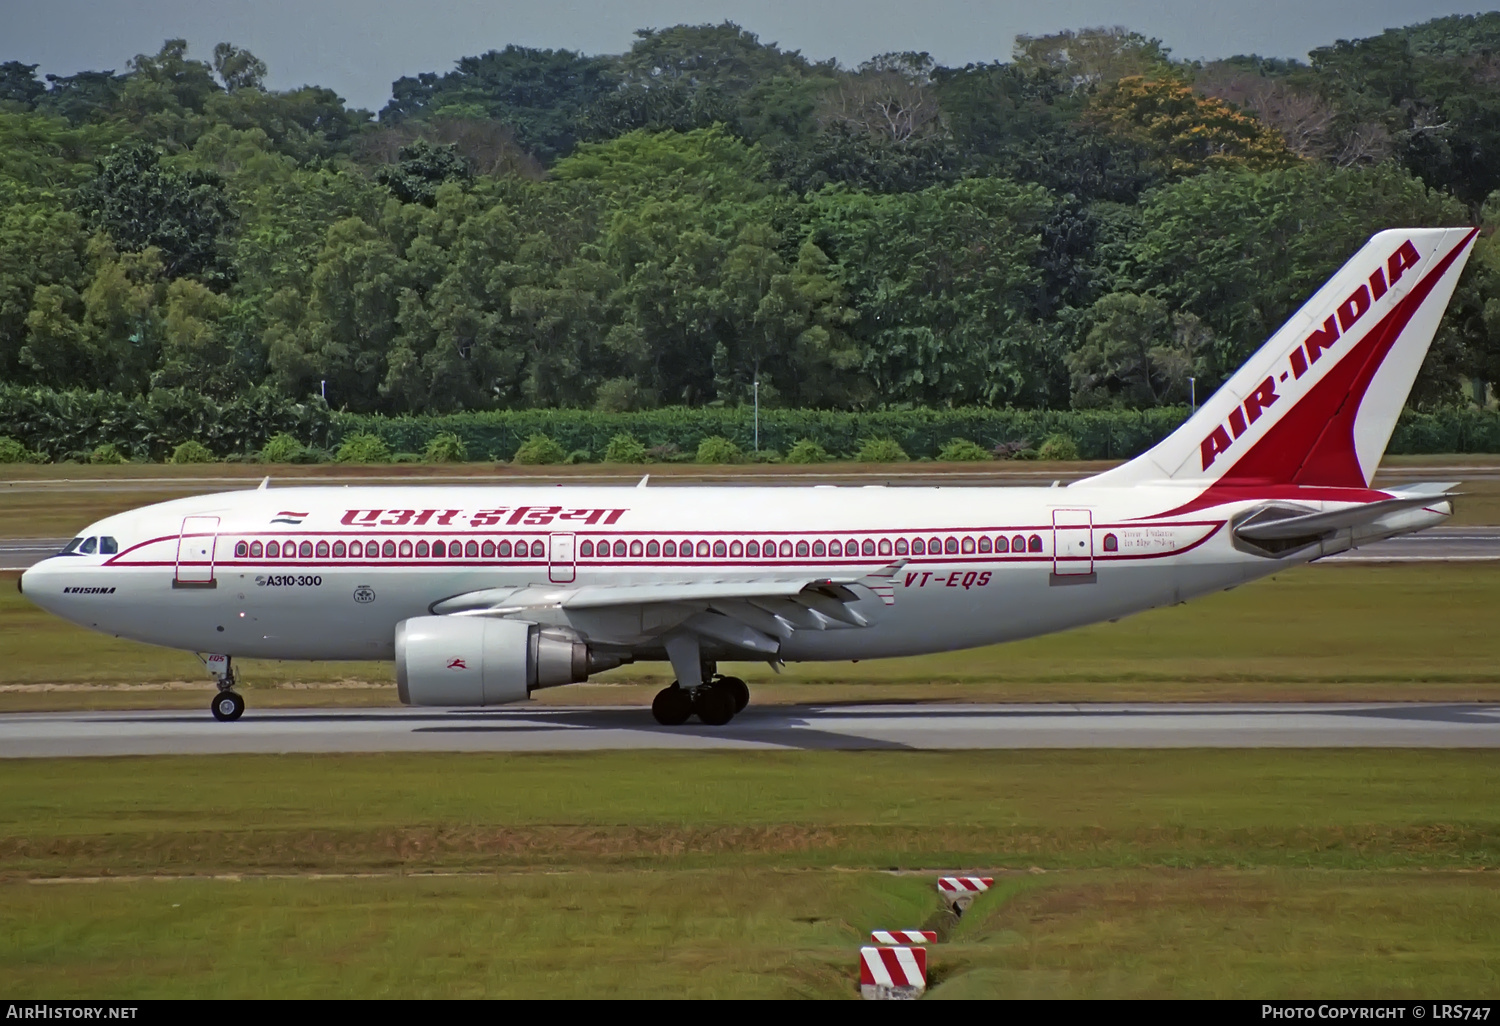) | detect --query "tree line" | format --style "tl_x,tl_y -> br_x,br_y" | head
2,17 -> 1500,420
